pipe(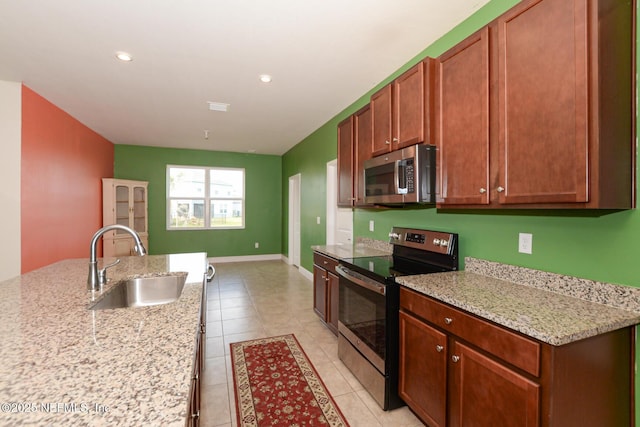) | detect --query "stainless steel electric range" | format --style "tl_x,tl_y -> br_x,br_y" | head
336,227 -> 458,410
